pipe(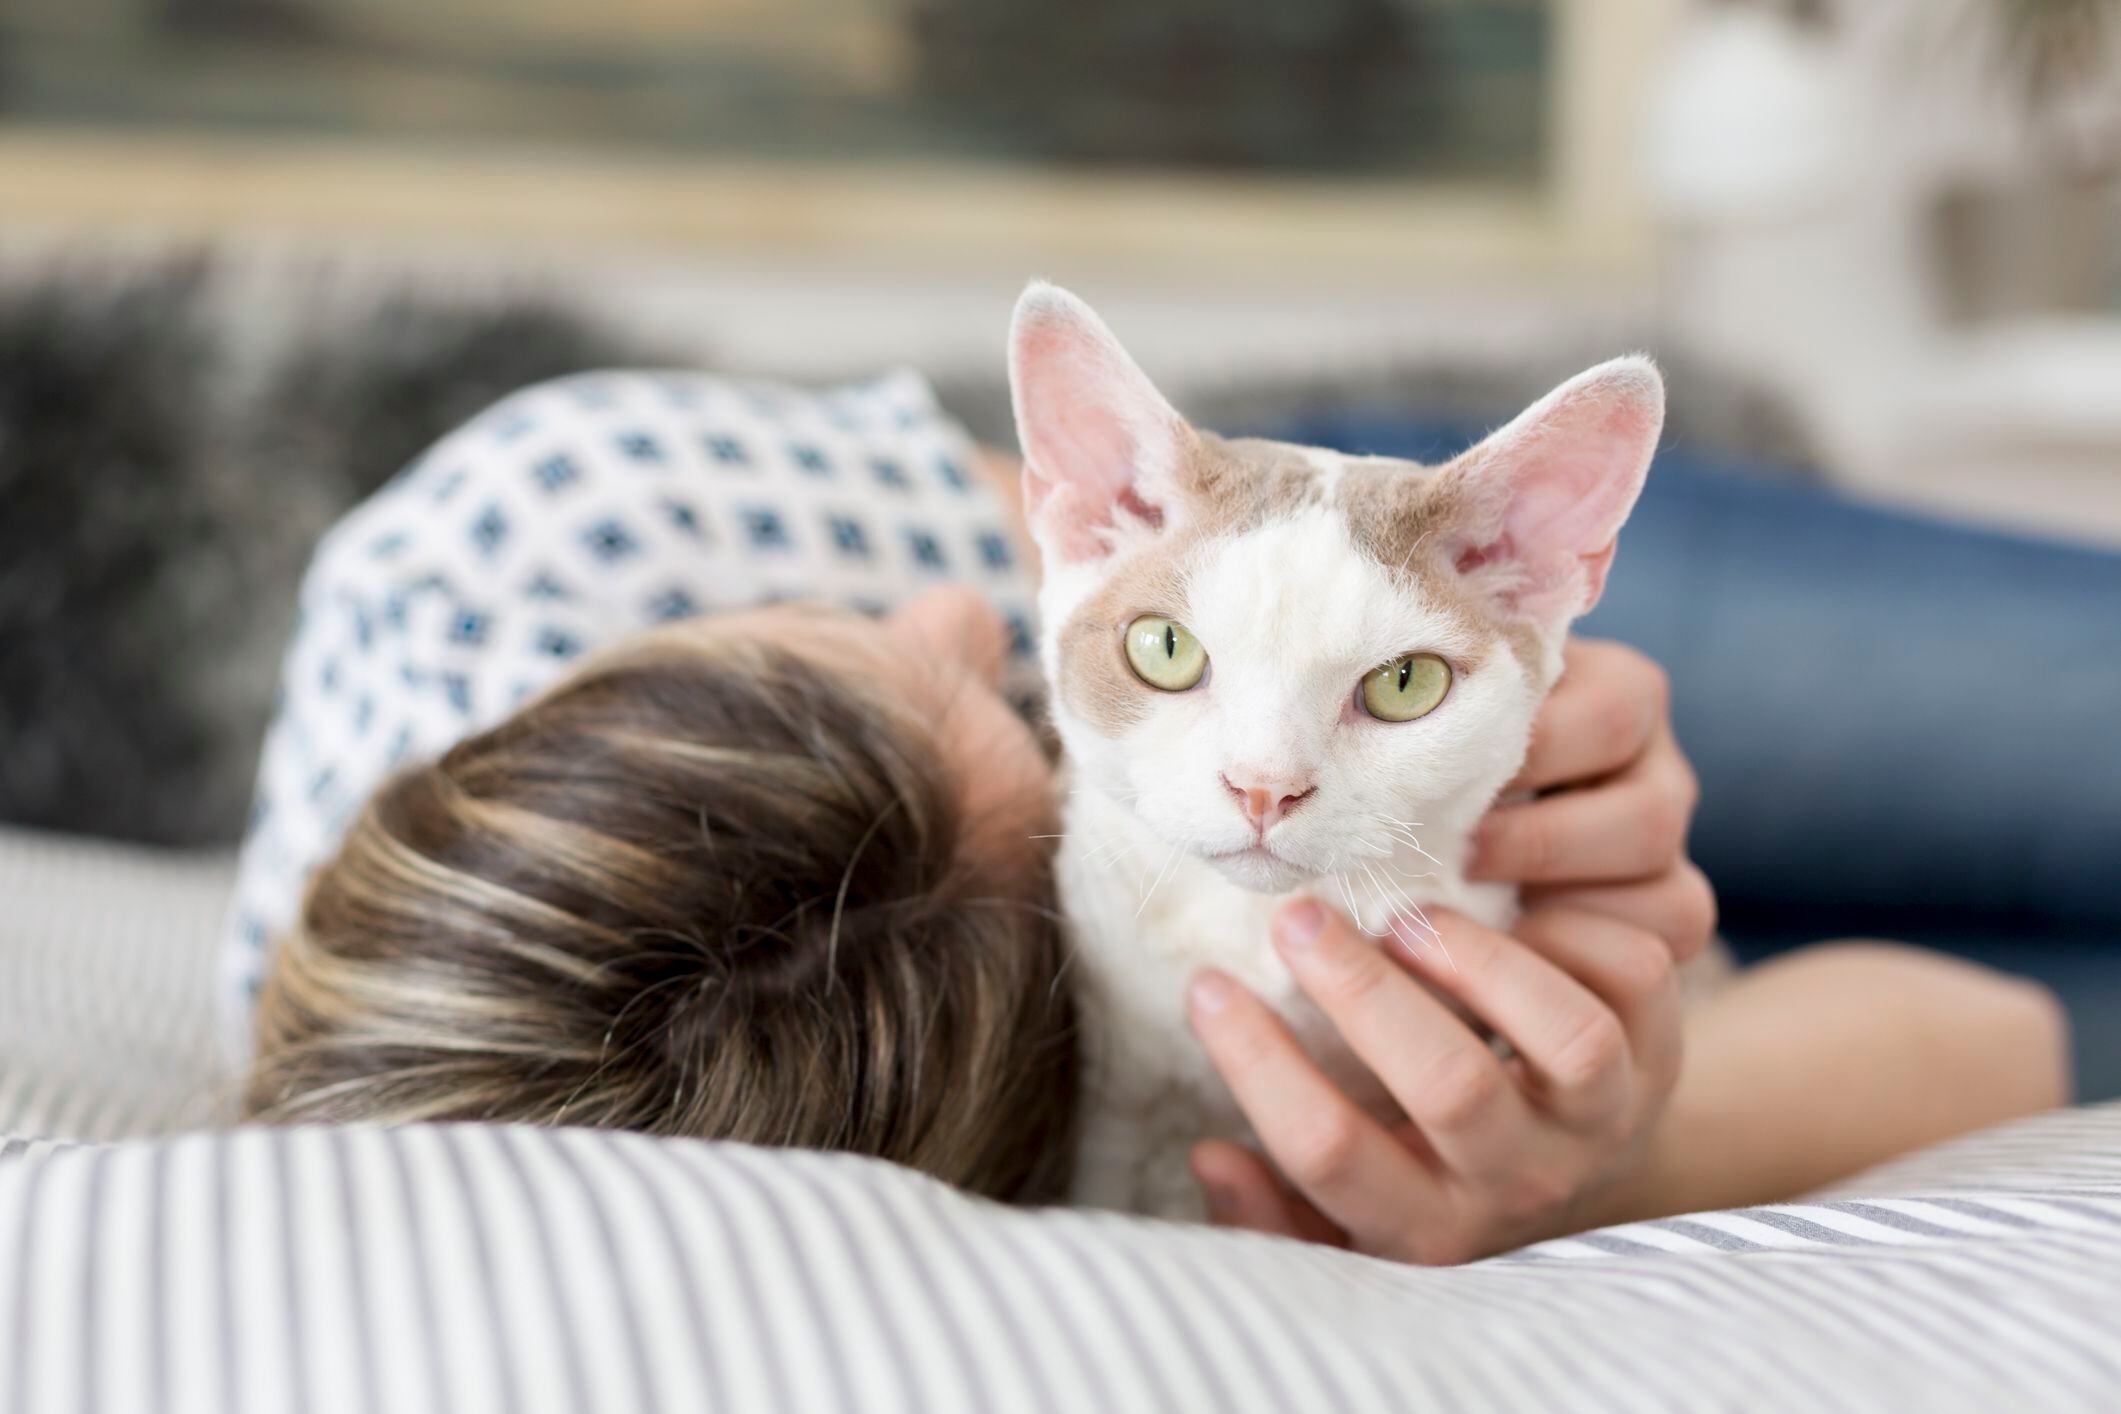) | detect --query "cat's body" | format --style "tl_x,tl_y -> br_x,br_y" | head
1008,285 -> 1663,1218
